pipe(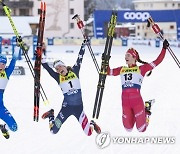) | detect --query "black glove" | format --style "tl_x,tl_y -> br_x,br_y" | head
16,37 -> 23,47
163,39 -> 169,49
83,37 -> 90,44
